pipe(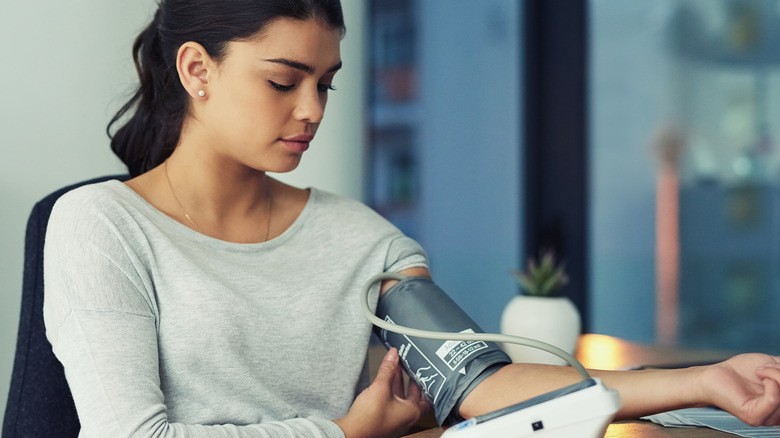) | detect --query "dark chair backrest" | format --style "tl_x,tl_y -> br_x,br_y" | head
3,175 -> 129,438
